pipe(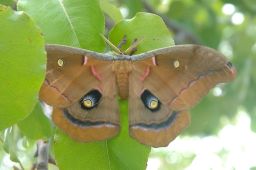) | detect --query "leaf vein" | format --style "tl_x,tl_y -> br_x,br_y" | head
57,0 -> 80,46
